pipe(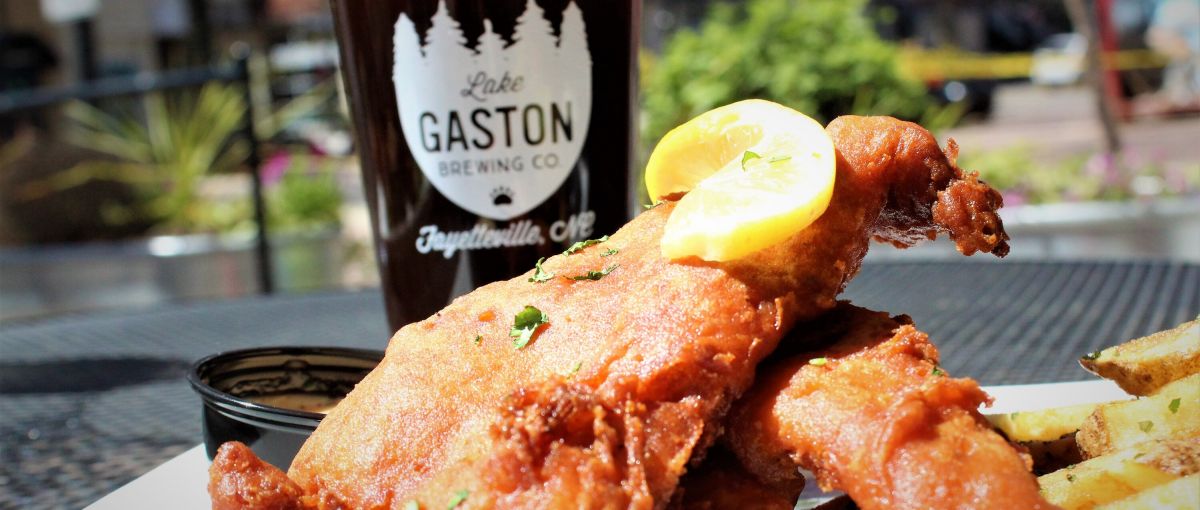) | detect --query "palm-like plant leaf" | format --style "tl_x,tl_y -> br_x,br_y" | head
55,76 -> 337,233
